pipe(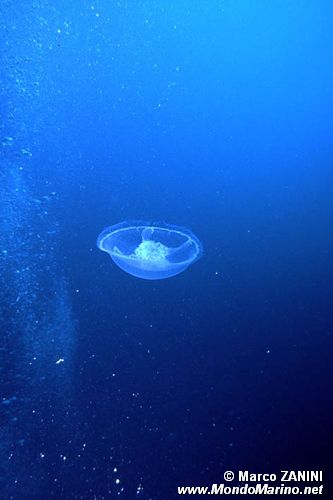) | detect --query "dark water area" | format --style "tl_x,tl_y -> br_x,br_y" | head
1,1 -> 332,499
